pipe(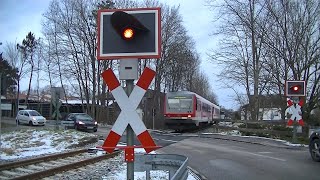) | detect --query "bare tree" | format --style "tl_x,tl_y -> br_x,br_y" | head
3,42 -> 30,113
208,0 -> 273,121
208,0 -> 320,124
263,0 -> 320,123
17,32 -> 38,105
